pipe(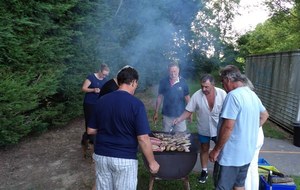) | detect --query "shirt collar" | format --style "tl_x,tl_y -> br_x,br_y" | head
170,77 -> 180,86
